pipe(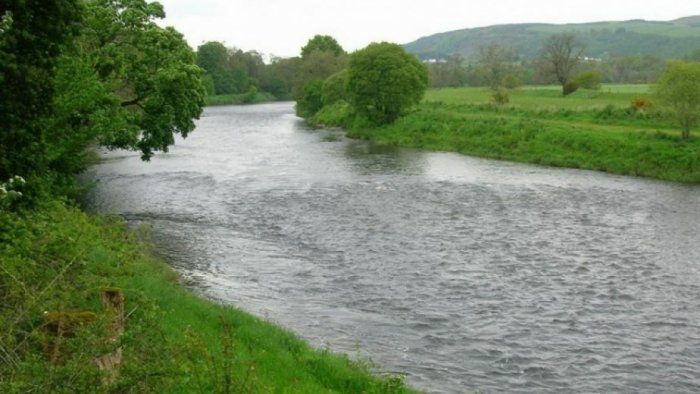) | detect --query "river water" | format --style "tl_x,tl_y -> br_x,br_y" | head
84,103 -> 700,393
